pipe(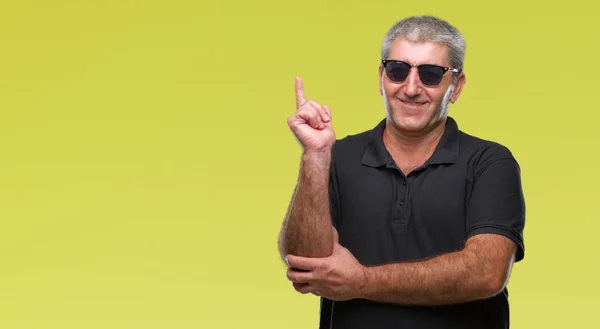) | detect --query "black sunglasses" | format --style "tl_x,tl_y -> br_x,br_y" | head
381,60 -> 460,86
